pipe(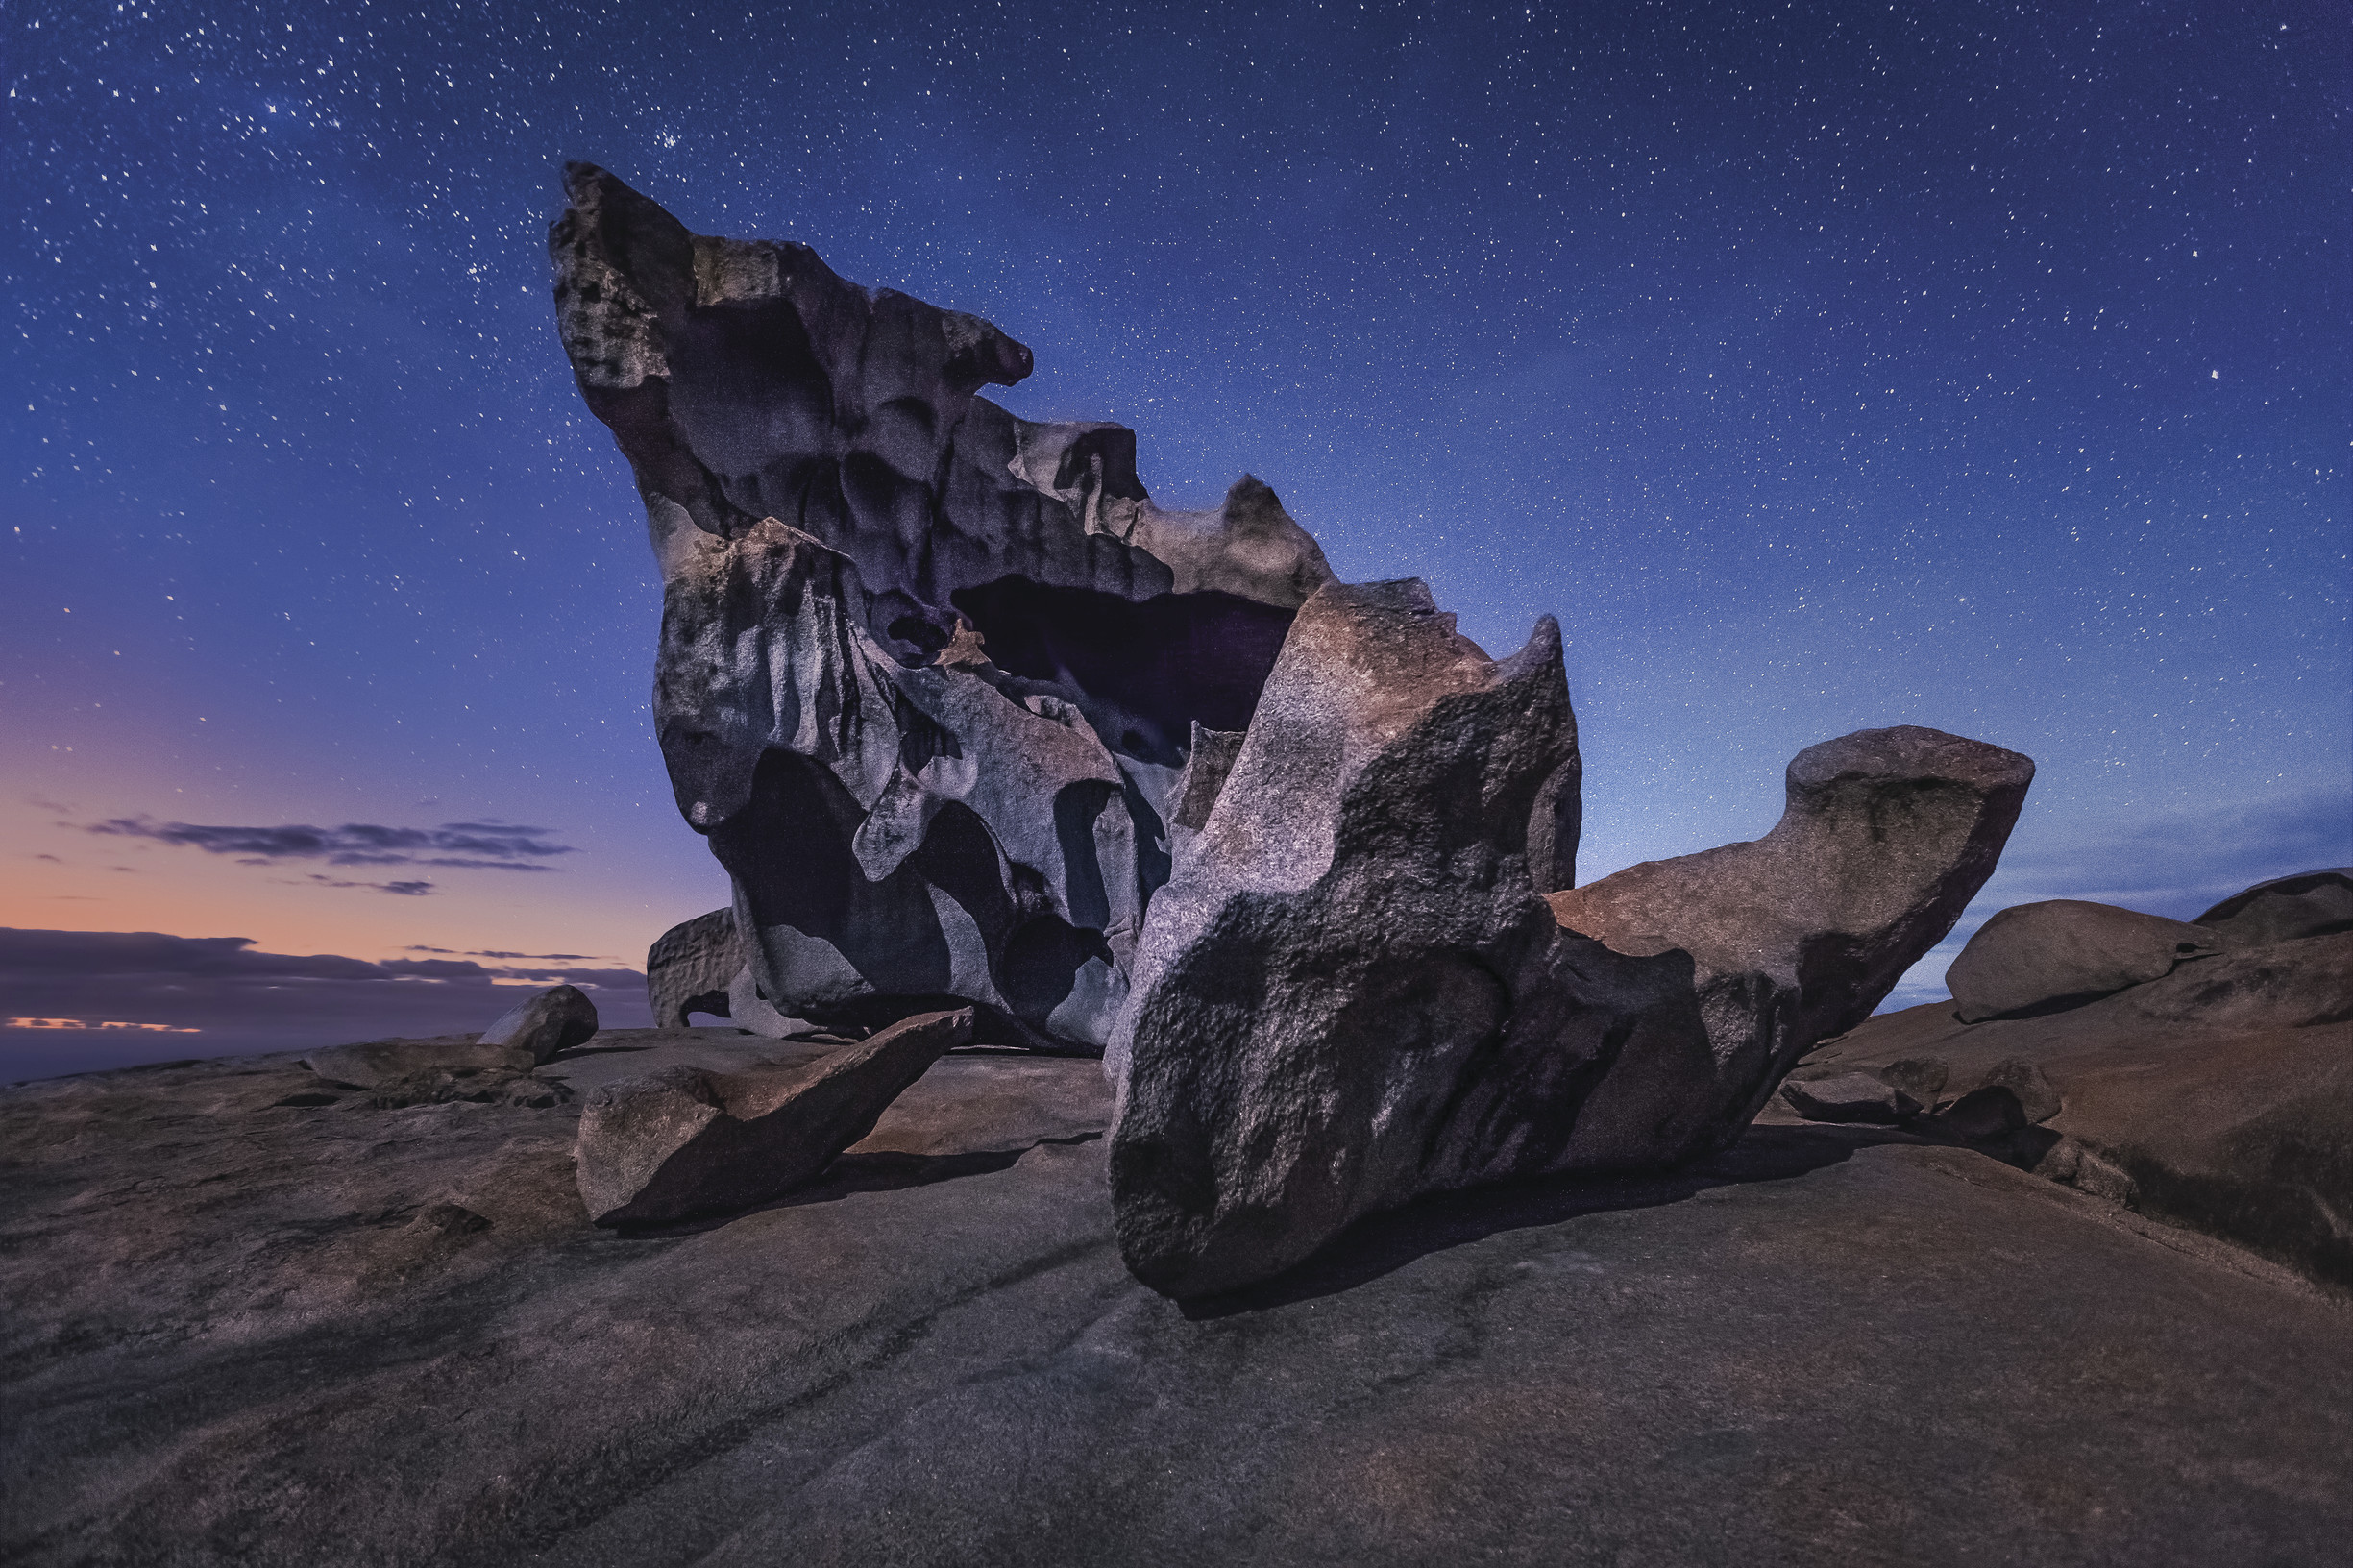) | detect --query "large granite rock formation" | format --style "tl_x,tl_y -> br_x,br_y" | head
2194,867 -> 2353,946
1109,581 -> 1709,1297
1549,725 -> 2034,1129
551,164 -> 1332,1051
